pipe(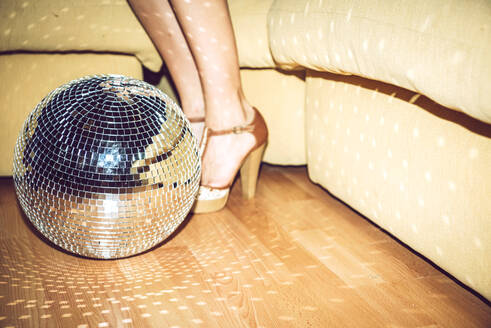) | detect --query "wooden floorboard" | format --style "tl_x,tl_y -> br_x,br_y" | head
0,165 -> 489,327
